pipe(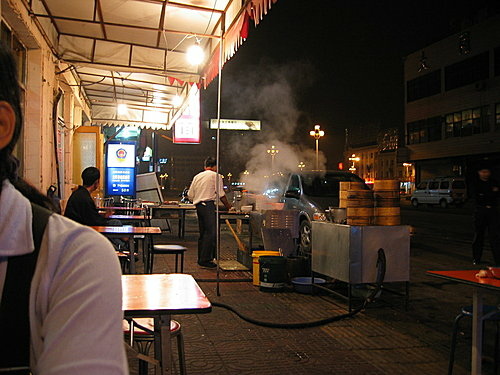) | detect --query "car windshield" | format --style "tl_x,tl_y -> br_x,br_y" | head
301,173 -> 365,197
